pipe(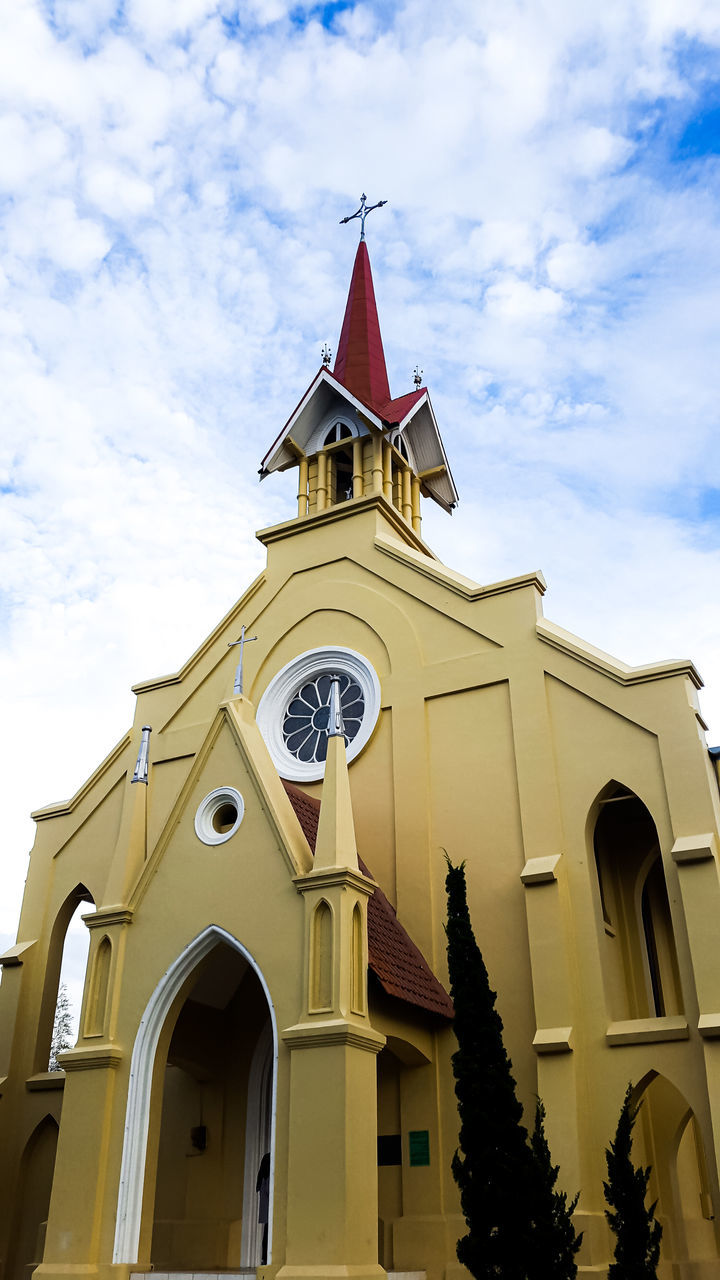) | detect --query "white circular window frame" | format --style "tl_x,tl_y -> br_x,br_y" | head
257,646 -> 381,783
194,787 -> 245,846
